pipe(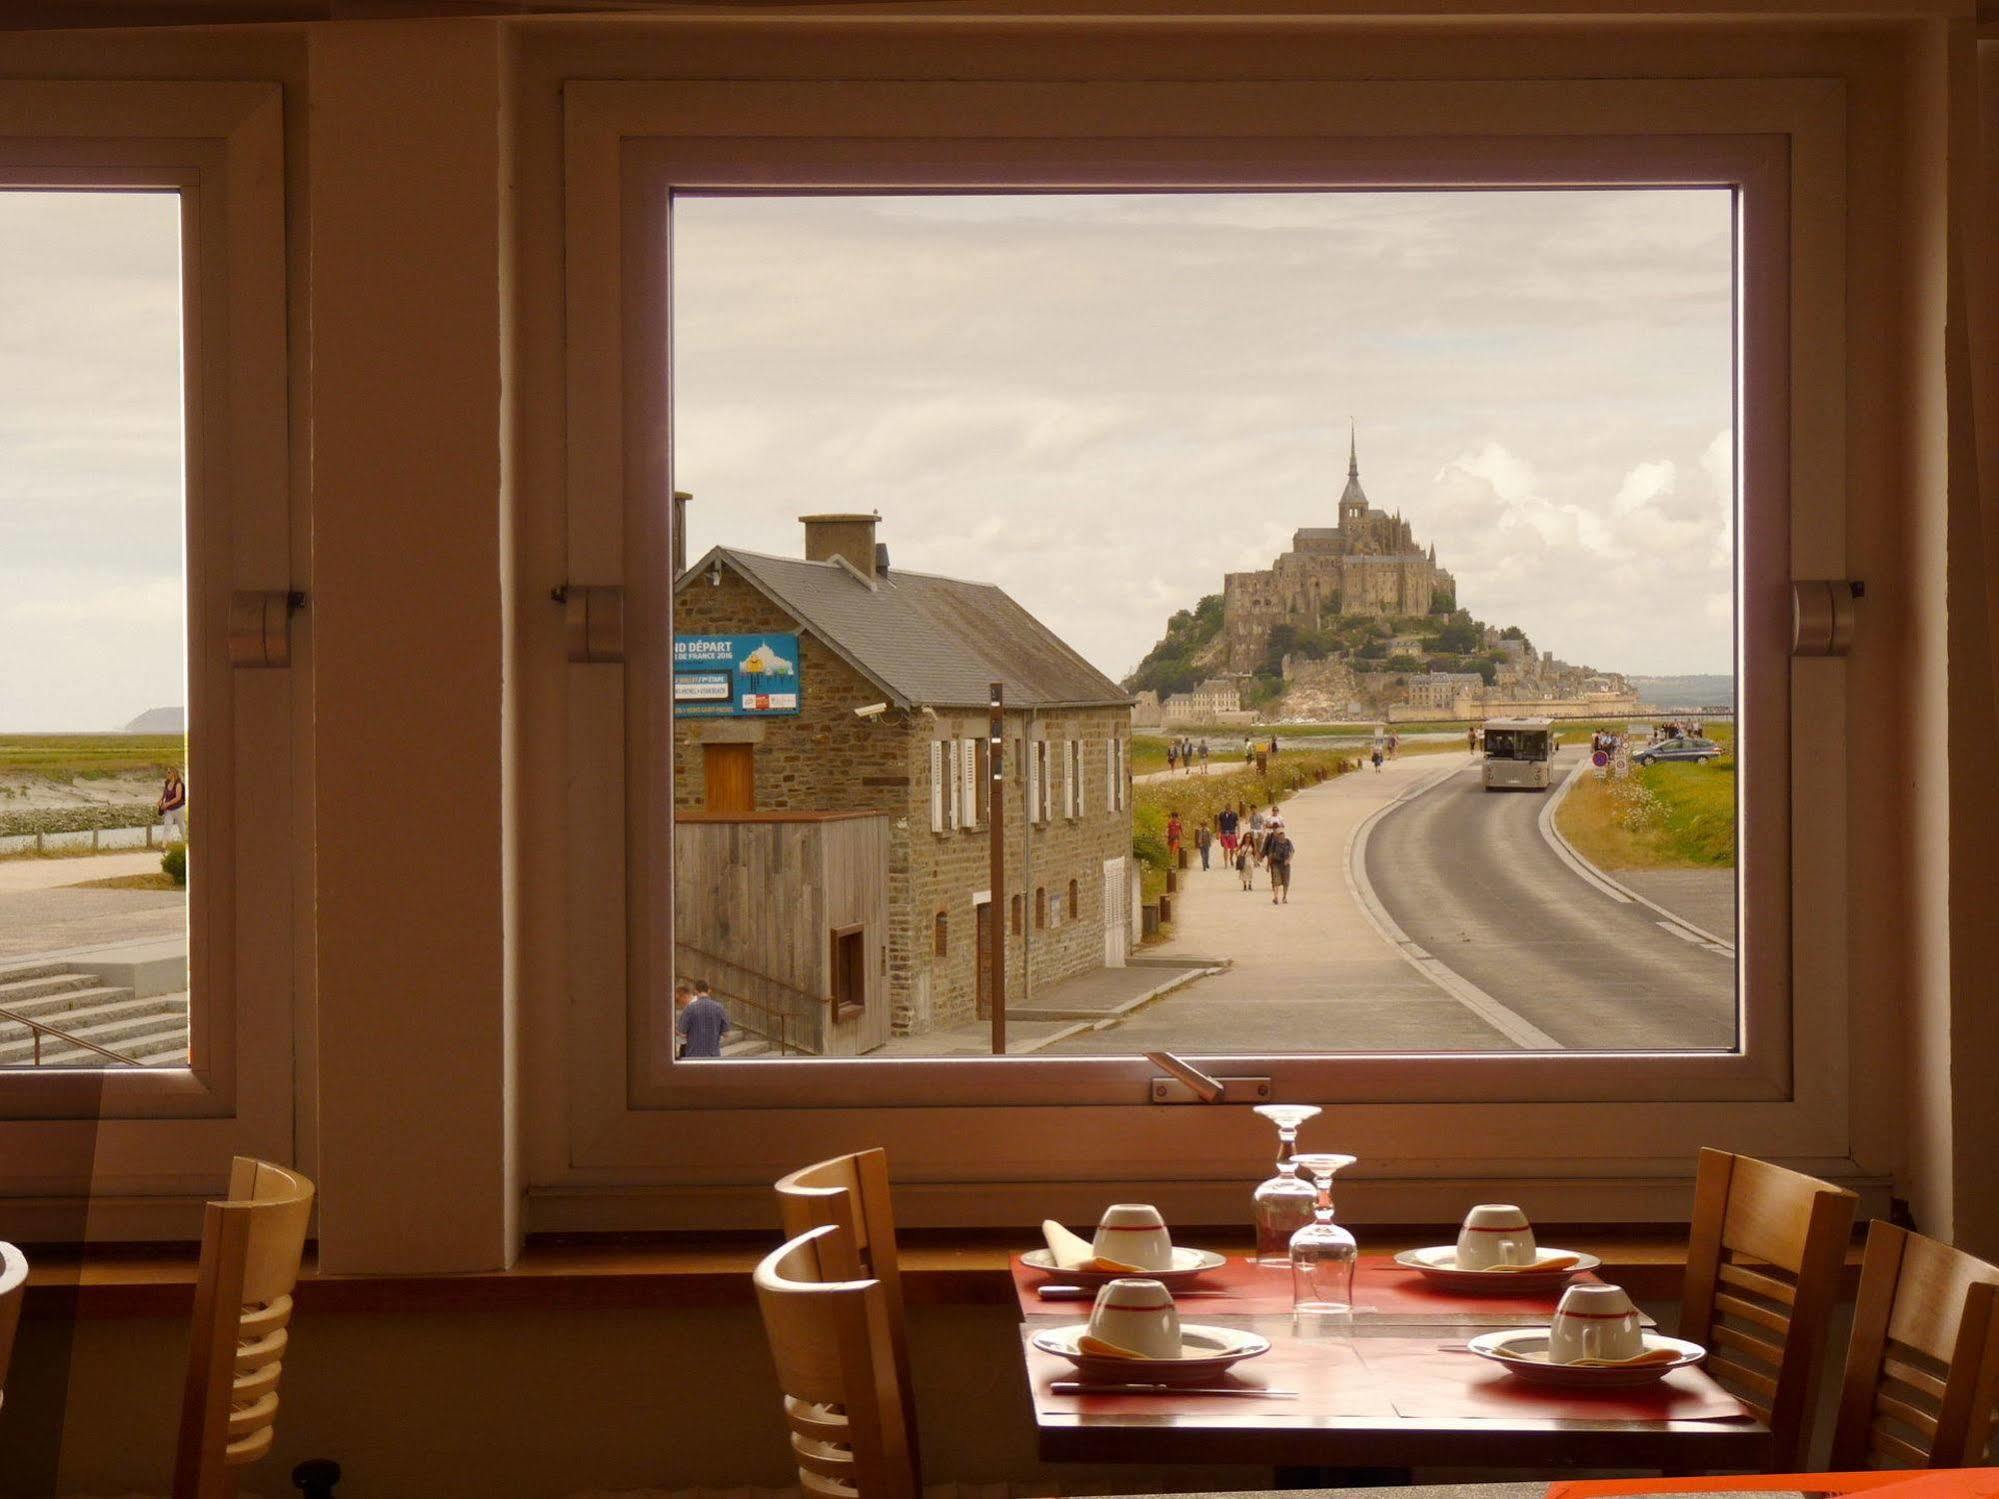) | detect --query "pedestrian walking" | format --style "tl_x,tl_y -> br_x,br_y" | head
1236,841 -> 1256,890
1263,804 -> 1285,841
1247,805 -> 1266,856
1387,732 -> 1399,758
1265,830 -> 1294,904
1467,724 -> 1478,754
1199,738 -> 1210,770
157,768 -> 187,843
1268,735 -> 1280,759
1371,744 -> 1384,772
1166,742 -> 1178,773
1217,804 -> 1239,860
1244,737 -> 1255,764
1196,820 -> 1213,870
676,977 -> 733,1059
1166,809 -> 1184,863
